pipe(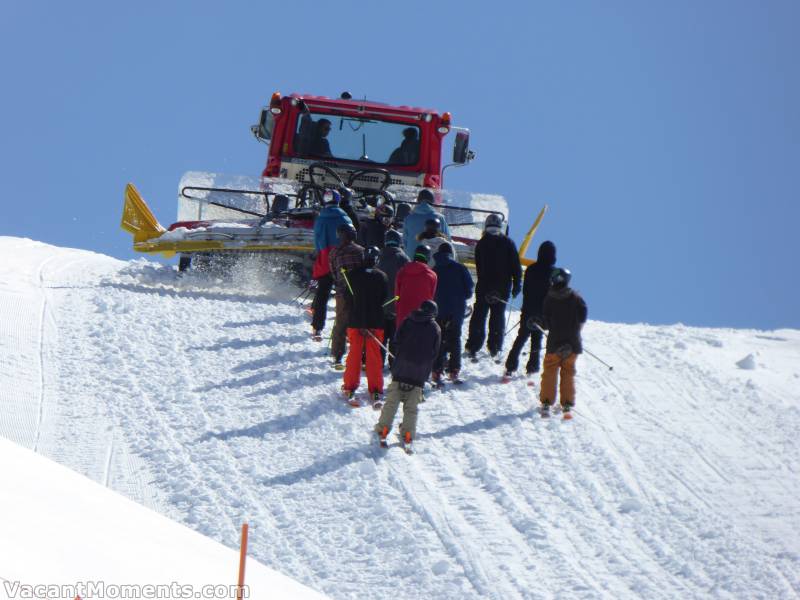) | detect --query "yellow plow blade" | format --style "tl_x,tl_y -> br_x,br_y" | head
120,183 -> 166,243
518,205 -> 548,266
